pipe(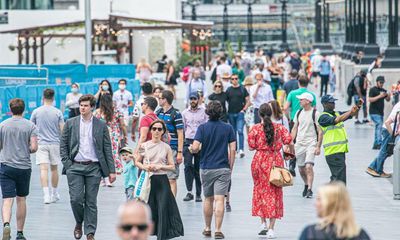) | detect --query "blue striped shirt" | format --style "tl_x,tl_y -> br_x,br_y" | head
157,107 -> 183,150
